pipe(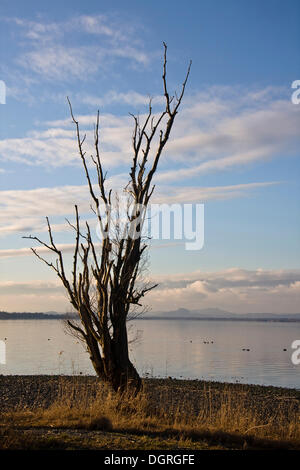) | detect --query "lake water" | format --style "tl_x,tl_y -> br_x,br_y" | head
0,319 -> 299,389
